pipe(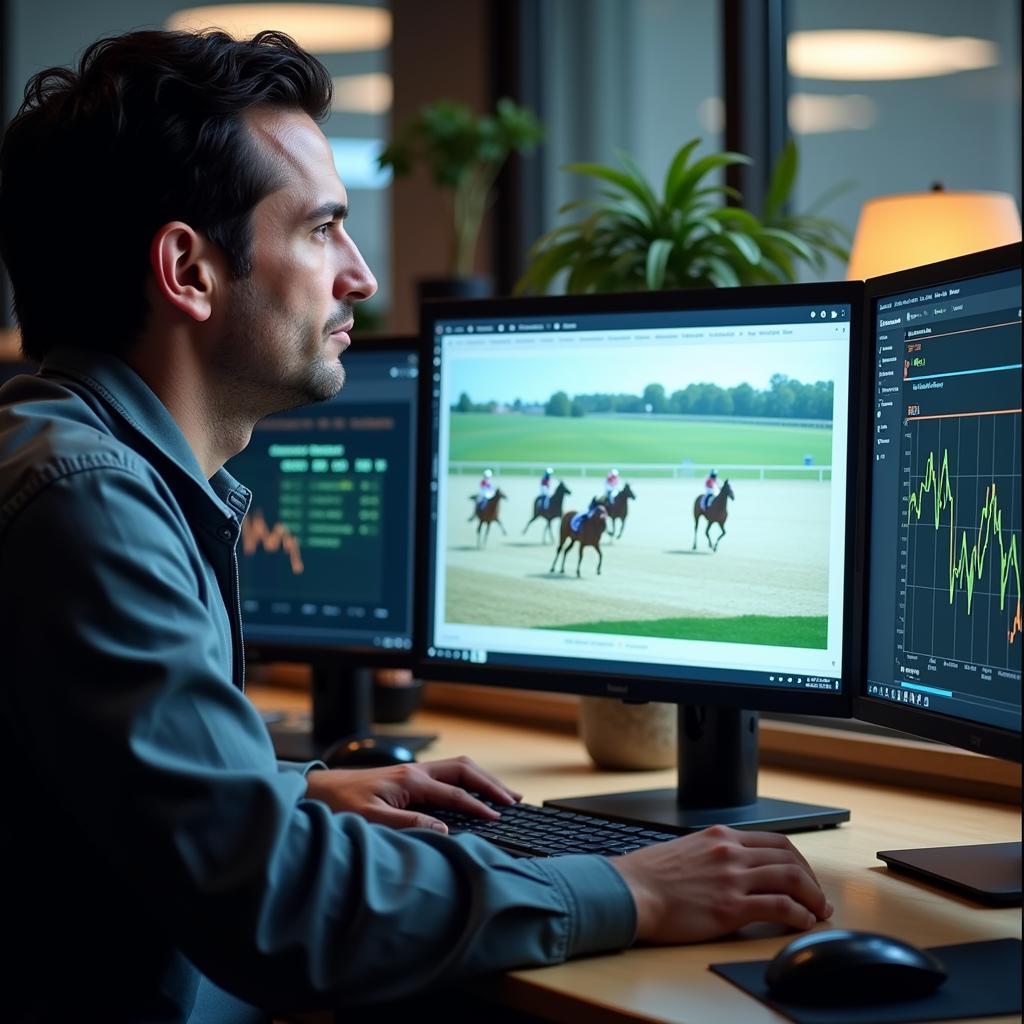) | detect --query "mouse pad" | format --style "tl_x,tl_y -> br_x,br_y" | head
710,937 -> 1021,1024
